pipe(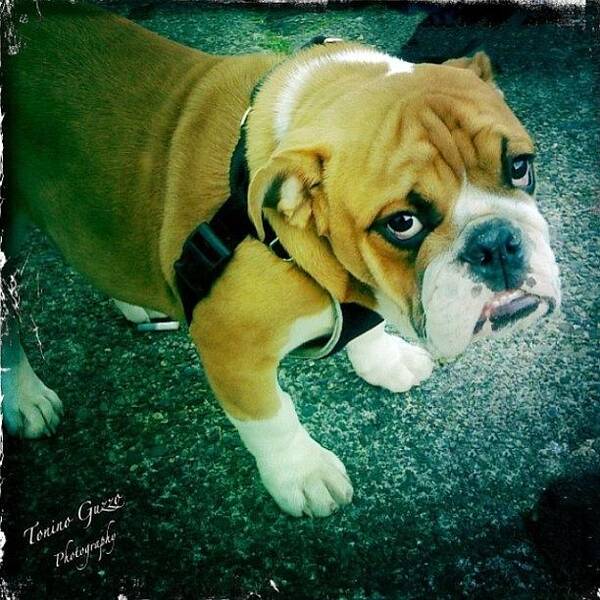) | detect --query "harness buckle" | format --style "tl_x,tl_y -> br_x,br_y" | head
174,222 -> 233,296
